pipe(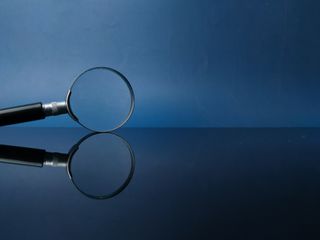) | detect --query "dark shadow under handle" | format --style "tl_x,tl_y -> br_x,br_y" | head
0,144 -> 46,167
0,103 -> 45,126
